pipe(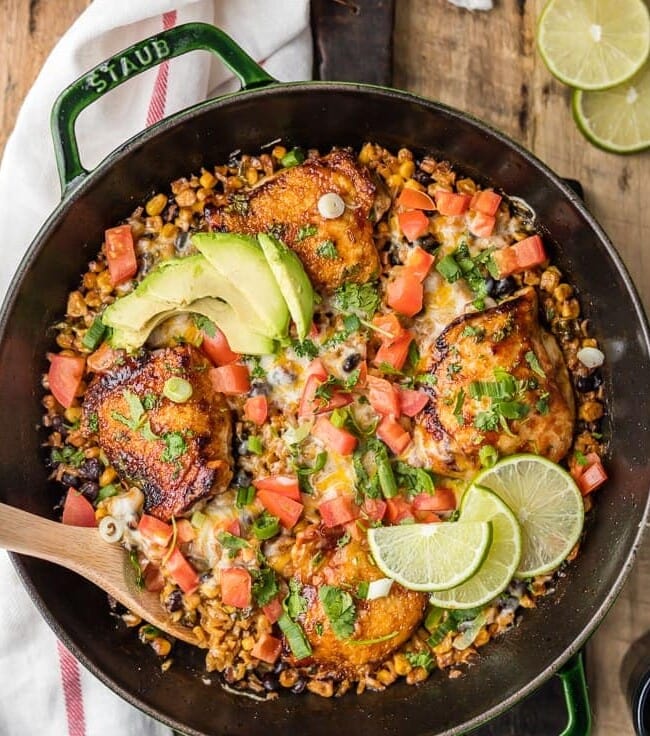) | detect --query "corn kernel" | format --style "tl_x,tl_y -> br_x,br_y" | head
579,401 -> 604,423
67,291 -> 88,318
358,142 -> 375,165
582,338 -> 598,349
271,145 -> 287,160
99,467 -> 117,487
399,160 -> 416,179
553,283 -> 573,301
403,178 -> 424,192
561,299 -> 580,319
199,171 -> 217,189
64,406 -> 82,423
160,223 -> 178,240
145,193 -> 167,217
175,189 -> 197,208
387,174 -> 404,189
246,168 -> 259,186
